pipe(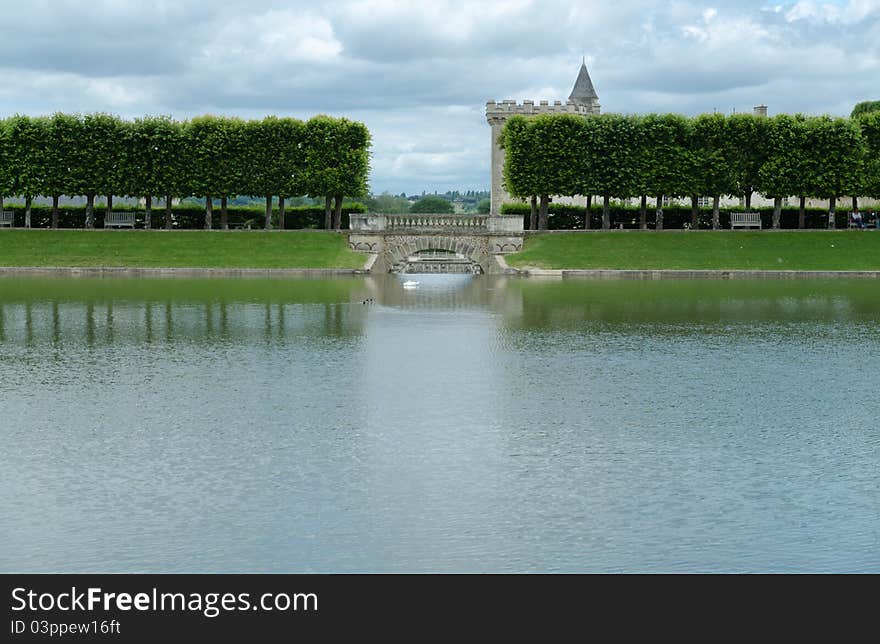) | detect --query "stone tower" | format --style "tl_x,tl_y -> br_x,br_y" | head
485,61 -> 600,215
